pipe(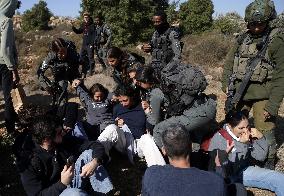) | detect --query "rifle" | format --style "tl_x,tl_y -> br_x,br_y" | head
41,75 -> 67,108
225,31 -> 272,113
